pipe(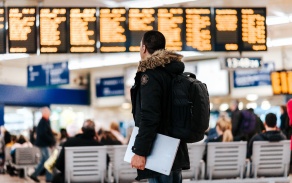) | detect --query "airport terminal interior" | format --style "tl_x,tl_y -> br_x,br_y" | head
0,0 -> 292,182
